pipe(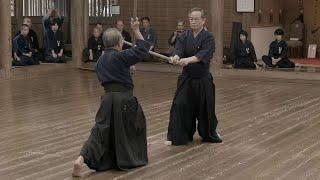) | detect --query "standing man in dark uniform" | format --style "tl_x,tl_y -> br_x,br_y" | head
166,8 -> 222,146
72,18 -> 151,177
